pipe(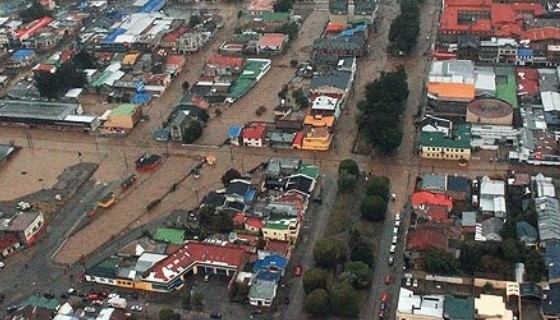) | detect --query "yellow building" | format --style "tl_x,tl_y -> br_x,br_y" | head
122,53 -> 141,68
262,218 -> 299,243
420,124 -> 472,161
103,104 -> 142,131
296,127 -> 332,151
